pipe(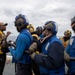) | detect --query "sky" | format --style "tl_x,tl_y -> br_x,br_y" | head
0,0 -> 75,37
